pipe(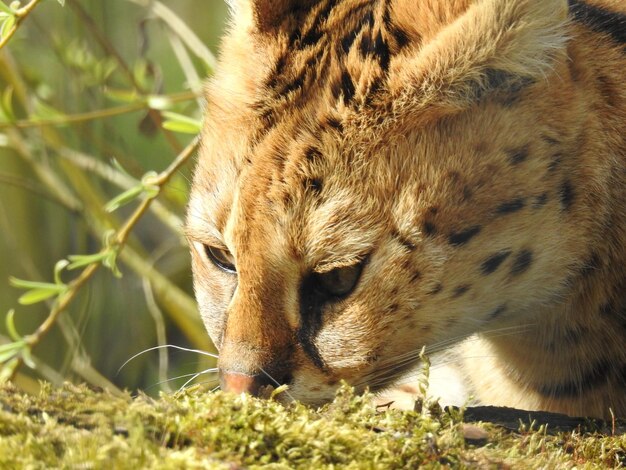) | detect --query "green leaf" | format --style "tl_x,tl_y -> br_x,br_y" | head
0,2 -> 14,15
9,276 -> 67,305
0,340 -> 24,362
54,259 -> 69,284
57,0 -> 65,6
9,277 -> 64,290
0,86 -> 15,122
161,111 -> 202,134
103,250 -> 122,278
67,252 -> 107,270
17,287 -> 64,305
5,309 -> 20,341
105,184 -> 143,212
0,16 -> 15,43
0,357 -> 20,383
21,346 -> 35,368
